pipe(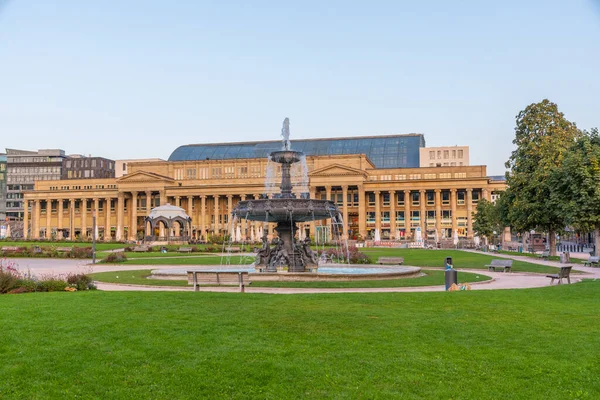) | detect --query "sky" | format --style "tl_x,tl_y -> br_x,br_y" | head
0,1 -> 599,175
